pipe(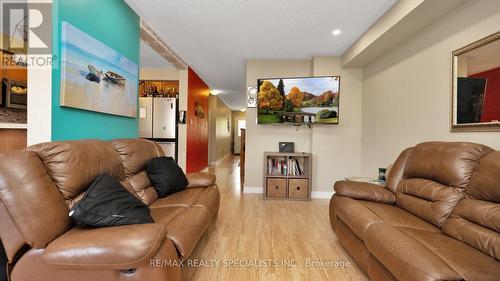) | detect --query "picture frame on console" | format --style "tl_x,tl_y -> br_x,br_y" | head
451,31 -> 500,132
